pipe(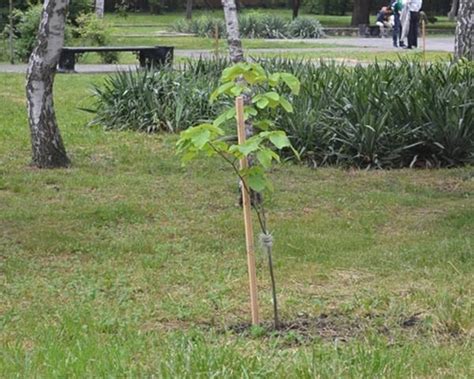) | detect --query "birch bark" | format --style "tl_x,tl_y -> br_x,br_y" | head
96,0 -> 105,18
26,0 -> 70,168
221,0 -> 244,64
448,0 -> 459,21
454,0 -> 473,60
9,0 -> 14,64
